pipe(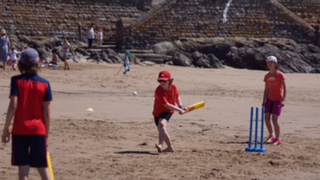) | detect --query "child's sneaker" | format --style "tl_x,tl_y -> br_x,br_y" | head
273,139 -> 282,146
265,136 -> 276,144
